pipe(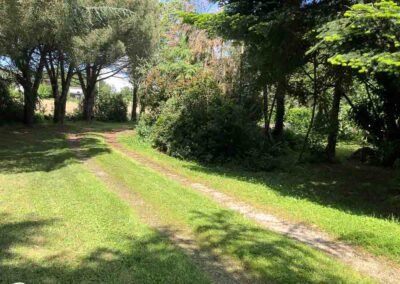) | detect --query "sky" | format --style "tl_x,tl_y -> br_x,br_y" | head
192,0 -> 220,13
